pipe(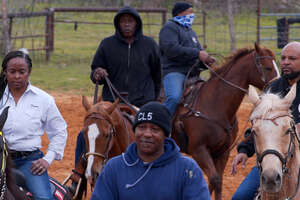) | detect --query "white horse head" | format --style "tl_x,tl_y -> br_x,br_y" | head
248,84 -> 299,196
